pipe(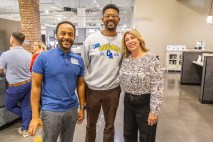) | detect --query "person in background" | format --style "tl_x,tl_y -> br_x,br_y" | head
0,51 -> 4,77
119,29 -> 164,142
81,4 -> 122,142
28,21 -> 85,142
0,32 -> 32,137
30,41 -> 46,72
